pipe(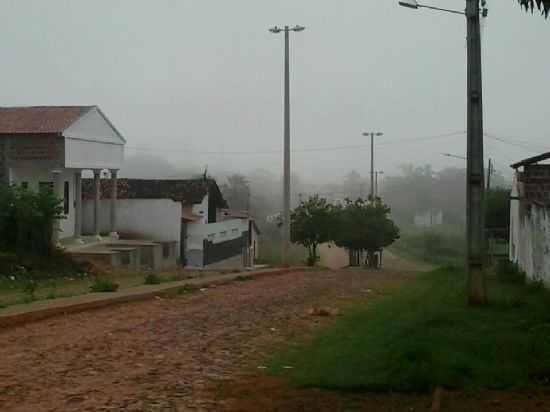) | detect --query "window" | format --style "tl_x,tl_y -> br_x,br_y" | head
21,182 -> 28,189
39,182 -> 53,193
162,243 -> 171,258
64,181 -> 69,215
